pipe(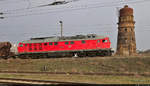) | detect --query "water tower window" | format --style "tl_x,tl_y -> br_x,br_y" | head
125,38 -> 127,43
125,28 -> 127,32
132,38 -> 134,41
